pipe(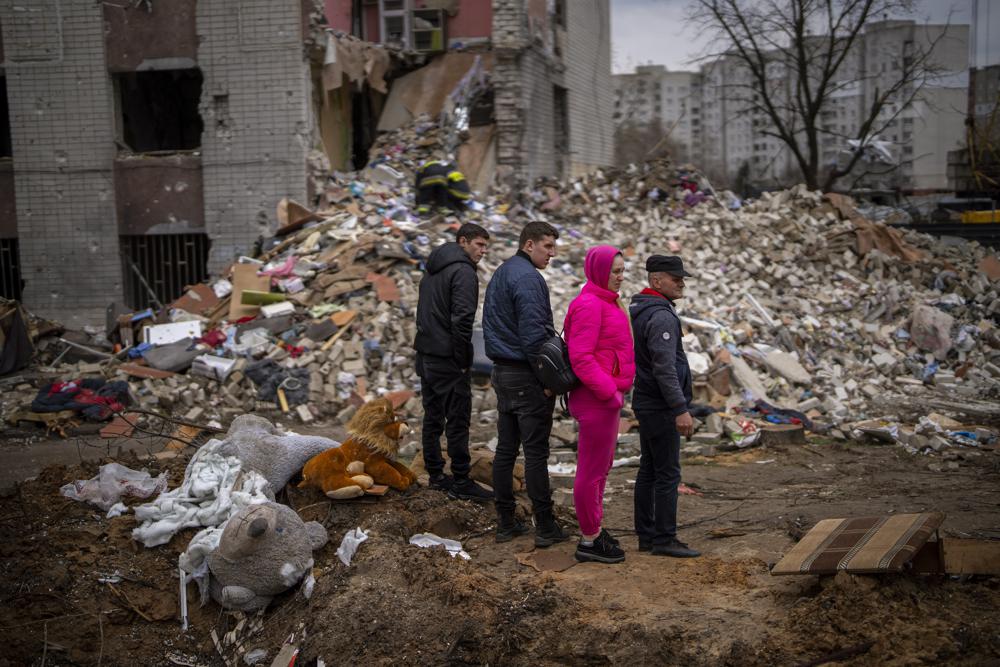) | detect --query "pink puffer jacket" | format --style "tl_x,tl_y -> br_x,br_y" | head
564,246 -> 636,410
